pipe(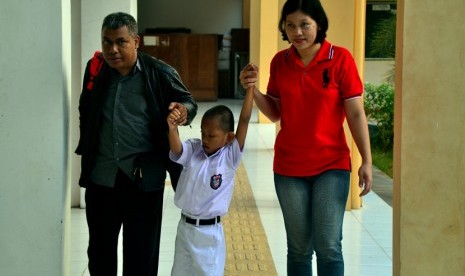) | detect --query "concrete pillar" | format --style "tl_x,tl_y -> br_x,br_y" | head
242,0 -> 251,27
393,0 -> 465,274
0,0 -> 71,274
249,0 -> 279,124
